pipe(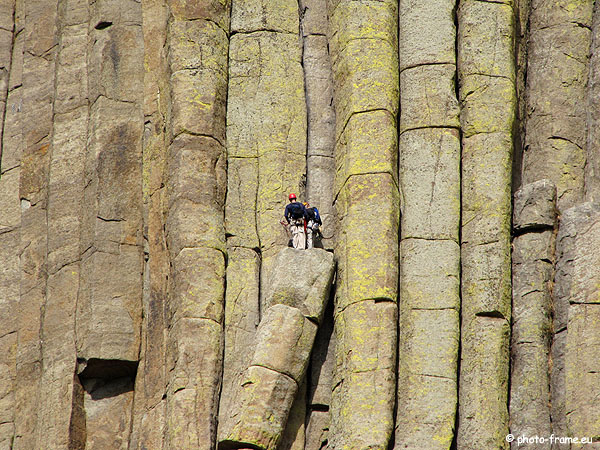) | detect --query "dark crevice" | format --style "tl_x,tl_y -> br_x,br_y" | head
77,358 -> 138,381
512,223 -> 554,236
94,21 -> 112,30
